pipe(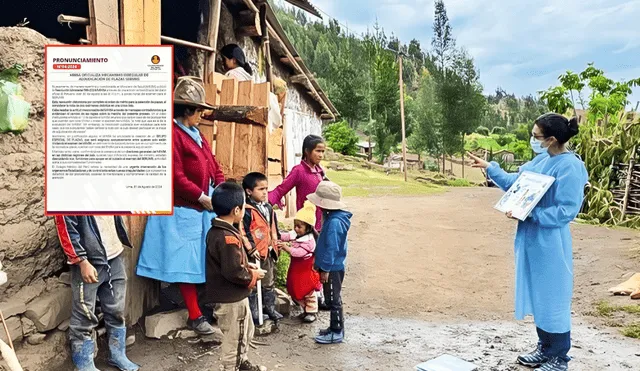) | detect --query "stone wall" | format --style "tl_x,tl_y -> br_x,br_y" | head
0,27 -> 71,370
0,27 -> 65,297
